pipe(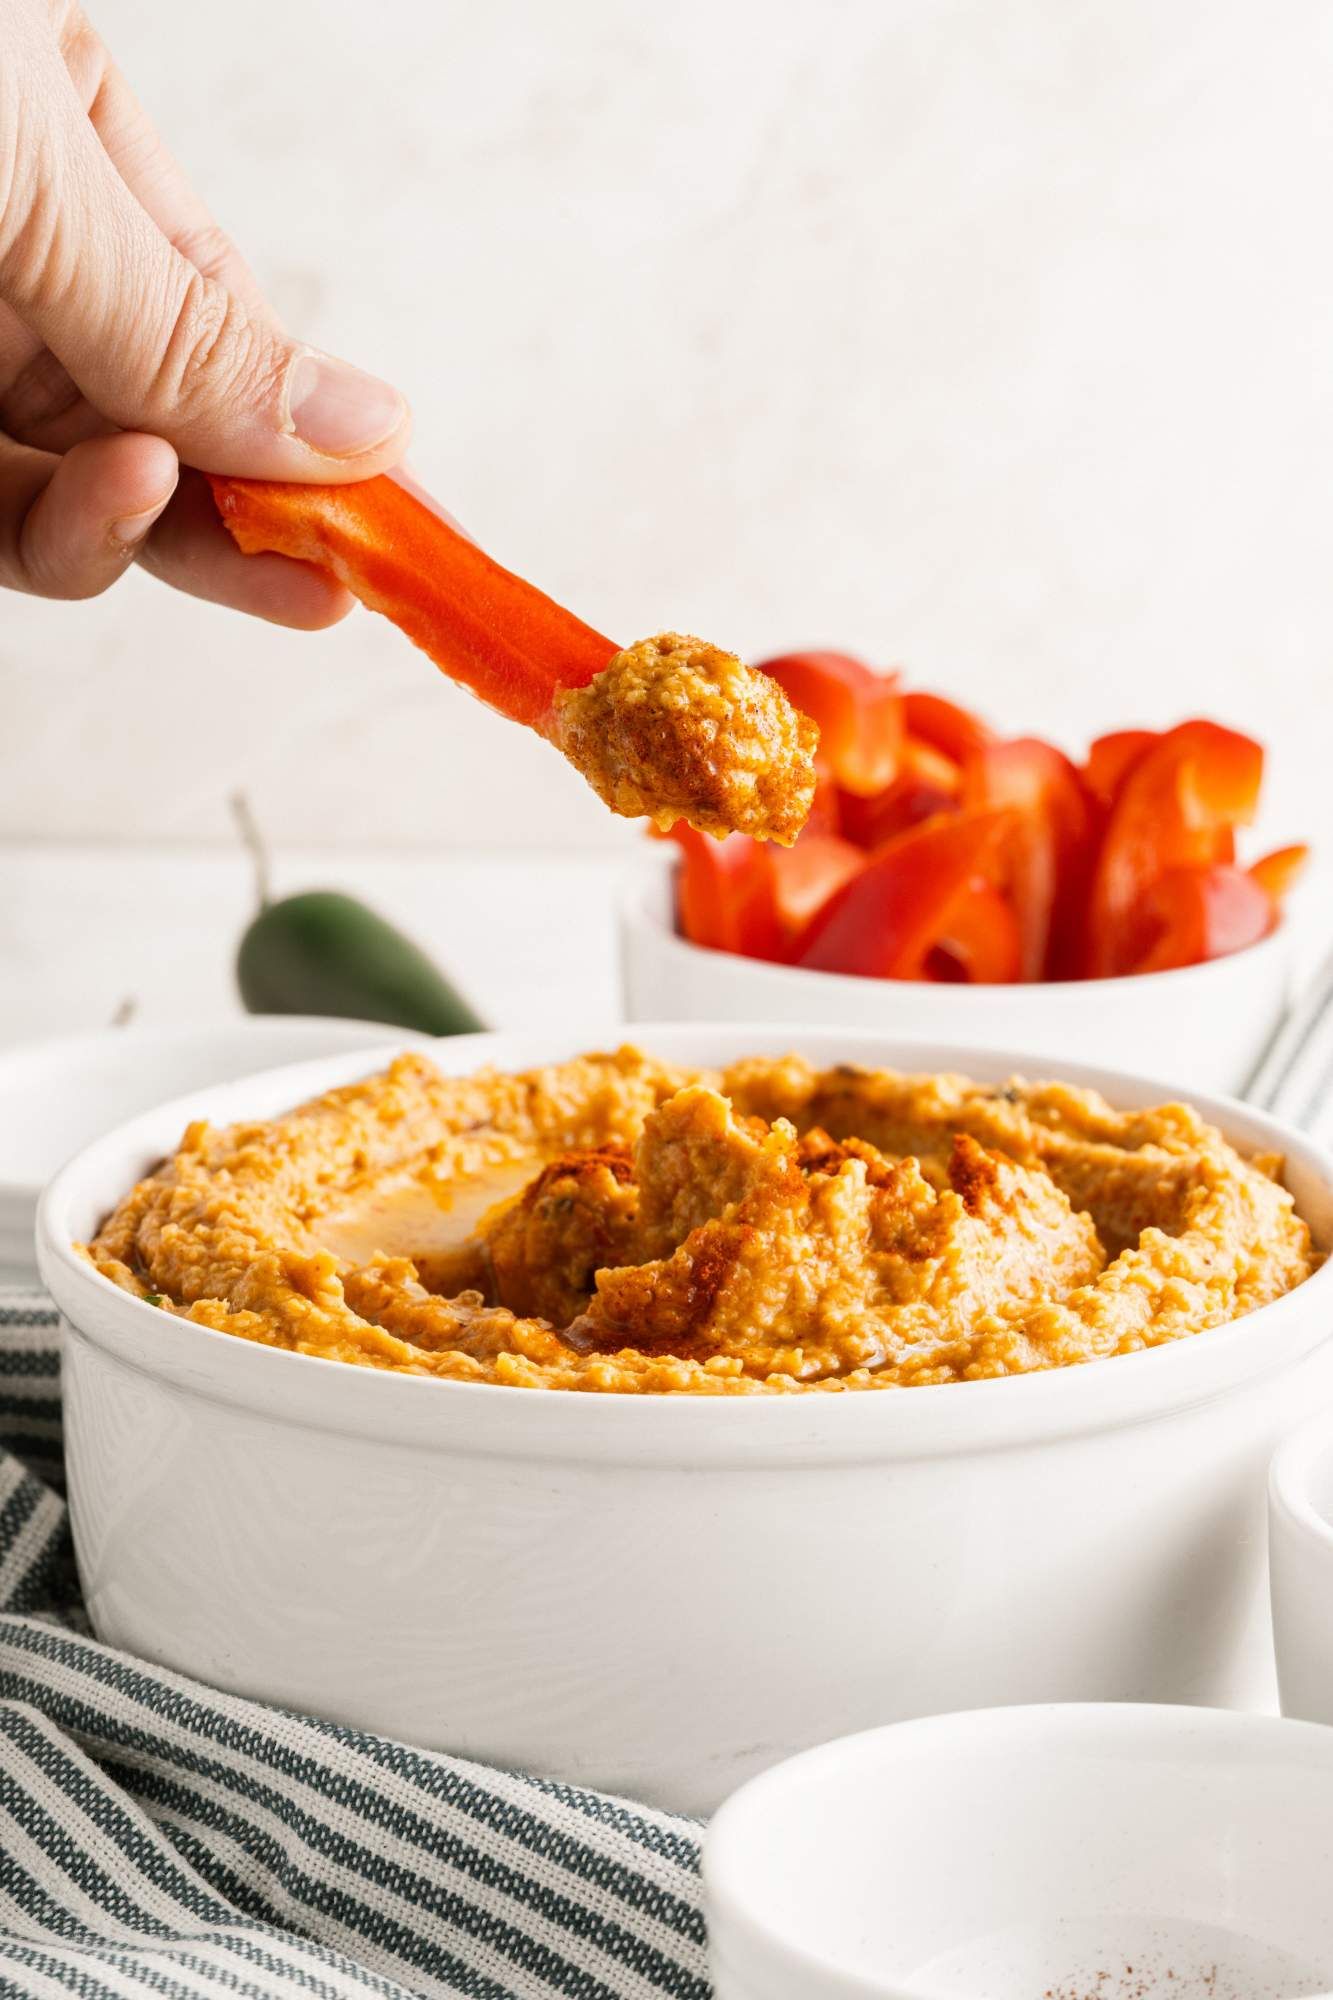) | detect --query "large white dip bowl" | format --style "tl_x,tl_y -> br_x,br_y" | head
621,868 -> 1292,1096
37,1026 -> 1333,1816
704,1704 -> 1333,1999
